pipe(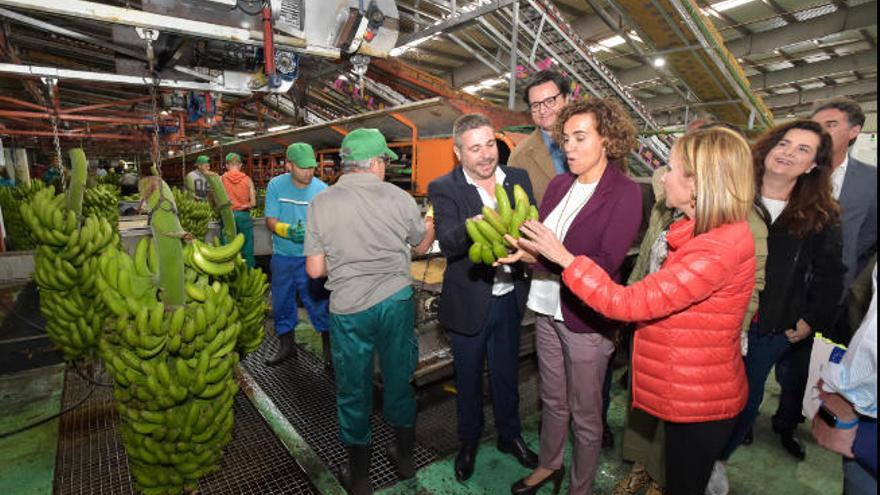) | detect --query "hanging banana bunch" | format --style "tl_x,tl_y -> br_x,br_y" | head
83,183 -> 120,227
23,149 -> 117,360
95,176 -> 265,495
0,180 -> 45,250
172,187 -> 214,240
